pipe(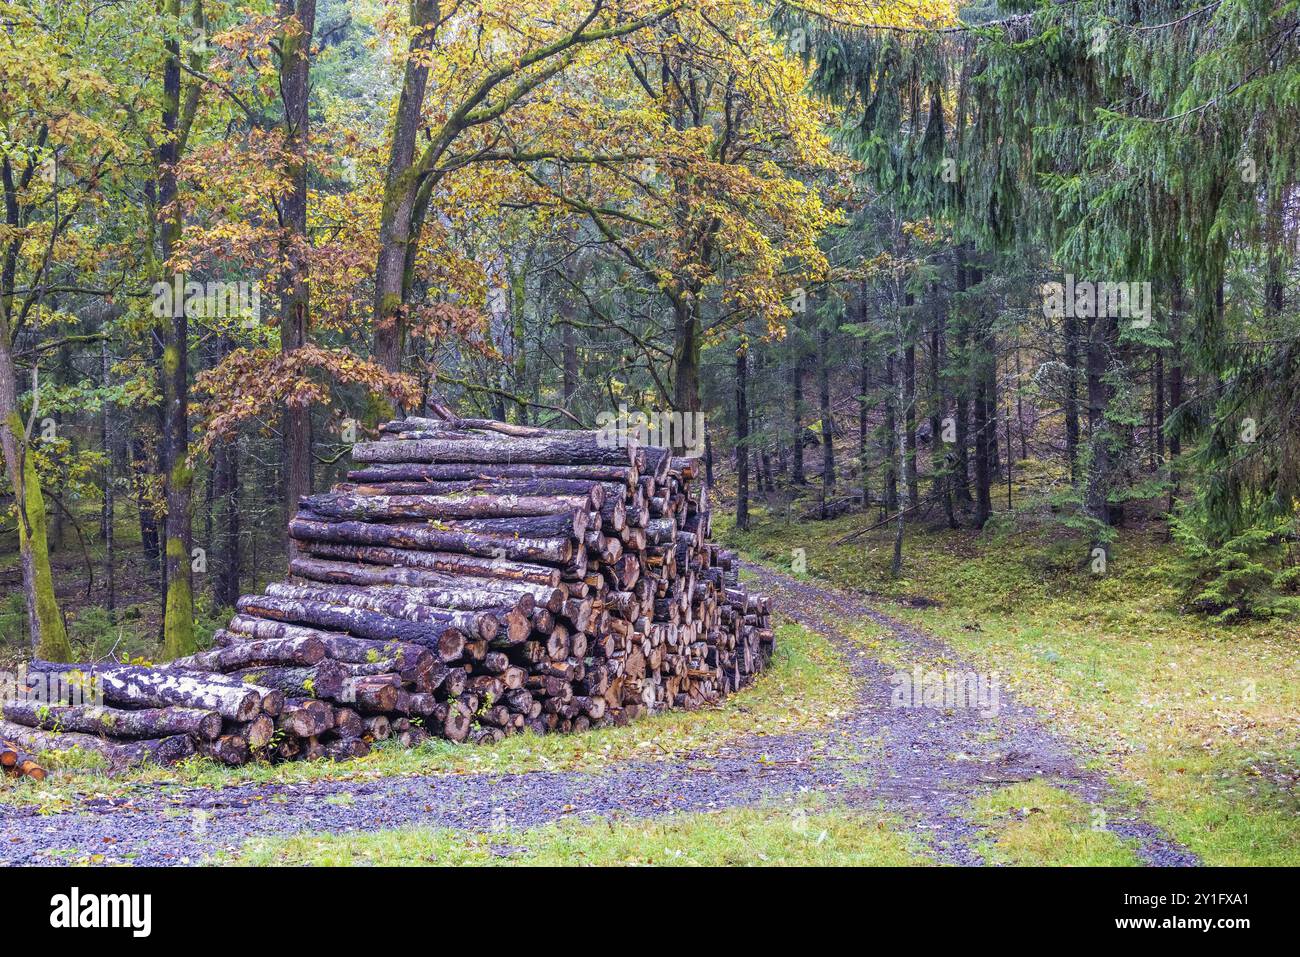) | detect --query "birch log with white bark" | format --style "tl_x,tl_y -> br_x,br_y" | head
0,718 -> 195,768
289,516 -> 575,565
262,581 -> 511,638
171,635 -> 326,672
24,662 -> 263,721
300,541 -> 562,585
351,433 -> 636,466
234,594 -> 467,659
1,700 -> 222,741
288,556 -> 564,610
